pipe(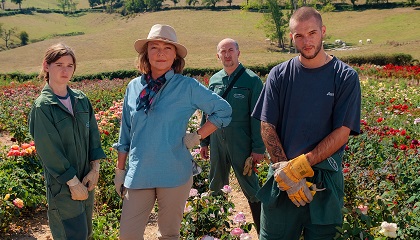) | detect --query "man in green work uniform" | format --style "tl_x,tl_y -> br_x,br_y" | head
251,7 -> 361,239
200,38 -> 265,234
